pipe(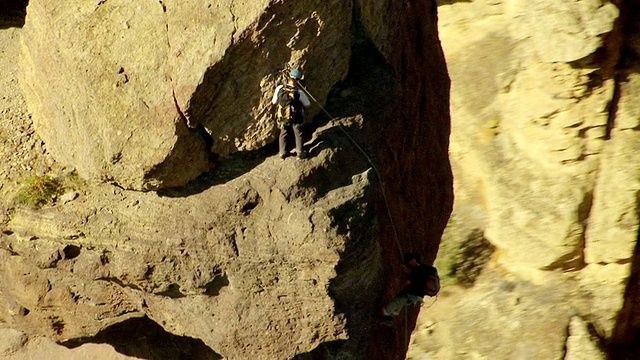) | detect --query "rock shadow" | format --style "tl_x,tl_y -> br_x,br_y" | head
291,14 -> 400,359
159,1 -> 330,196
157,143 -> 274,197
308,16 -> 396,136
436,0 -> 472,5
609,193 -> 640,359
159,8 -> 394,199
61,316 -> 222,360
186,1 -> 320,158
0,0 -> 28,28
293,15 -> 397,200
